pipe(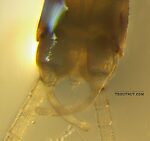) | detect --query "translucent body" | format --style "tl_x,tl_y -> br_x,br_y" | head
4,0 -> 129,140
36,0 -> 129,116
